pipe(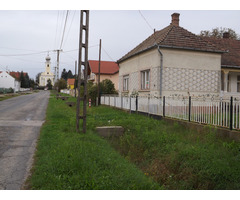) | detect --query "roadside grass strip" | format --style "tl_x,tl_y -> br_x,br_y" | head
29,94 -> 160,190
30,93 -> 240,190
